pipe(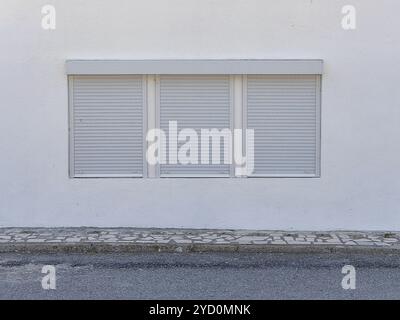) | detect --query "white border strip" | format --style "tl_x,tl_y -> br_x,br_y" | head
66,60 -> 323,75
